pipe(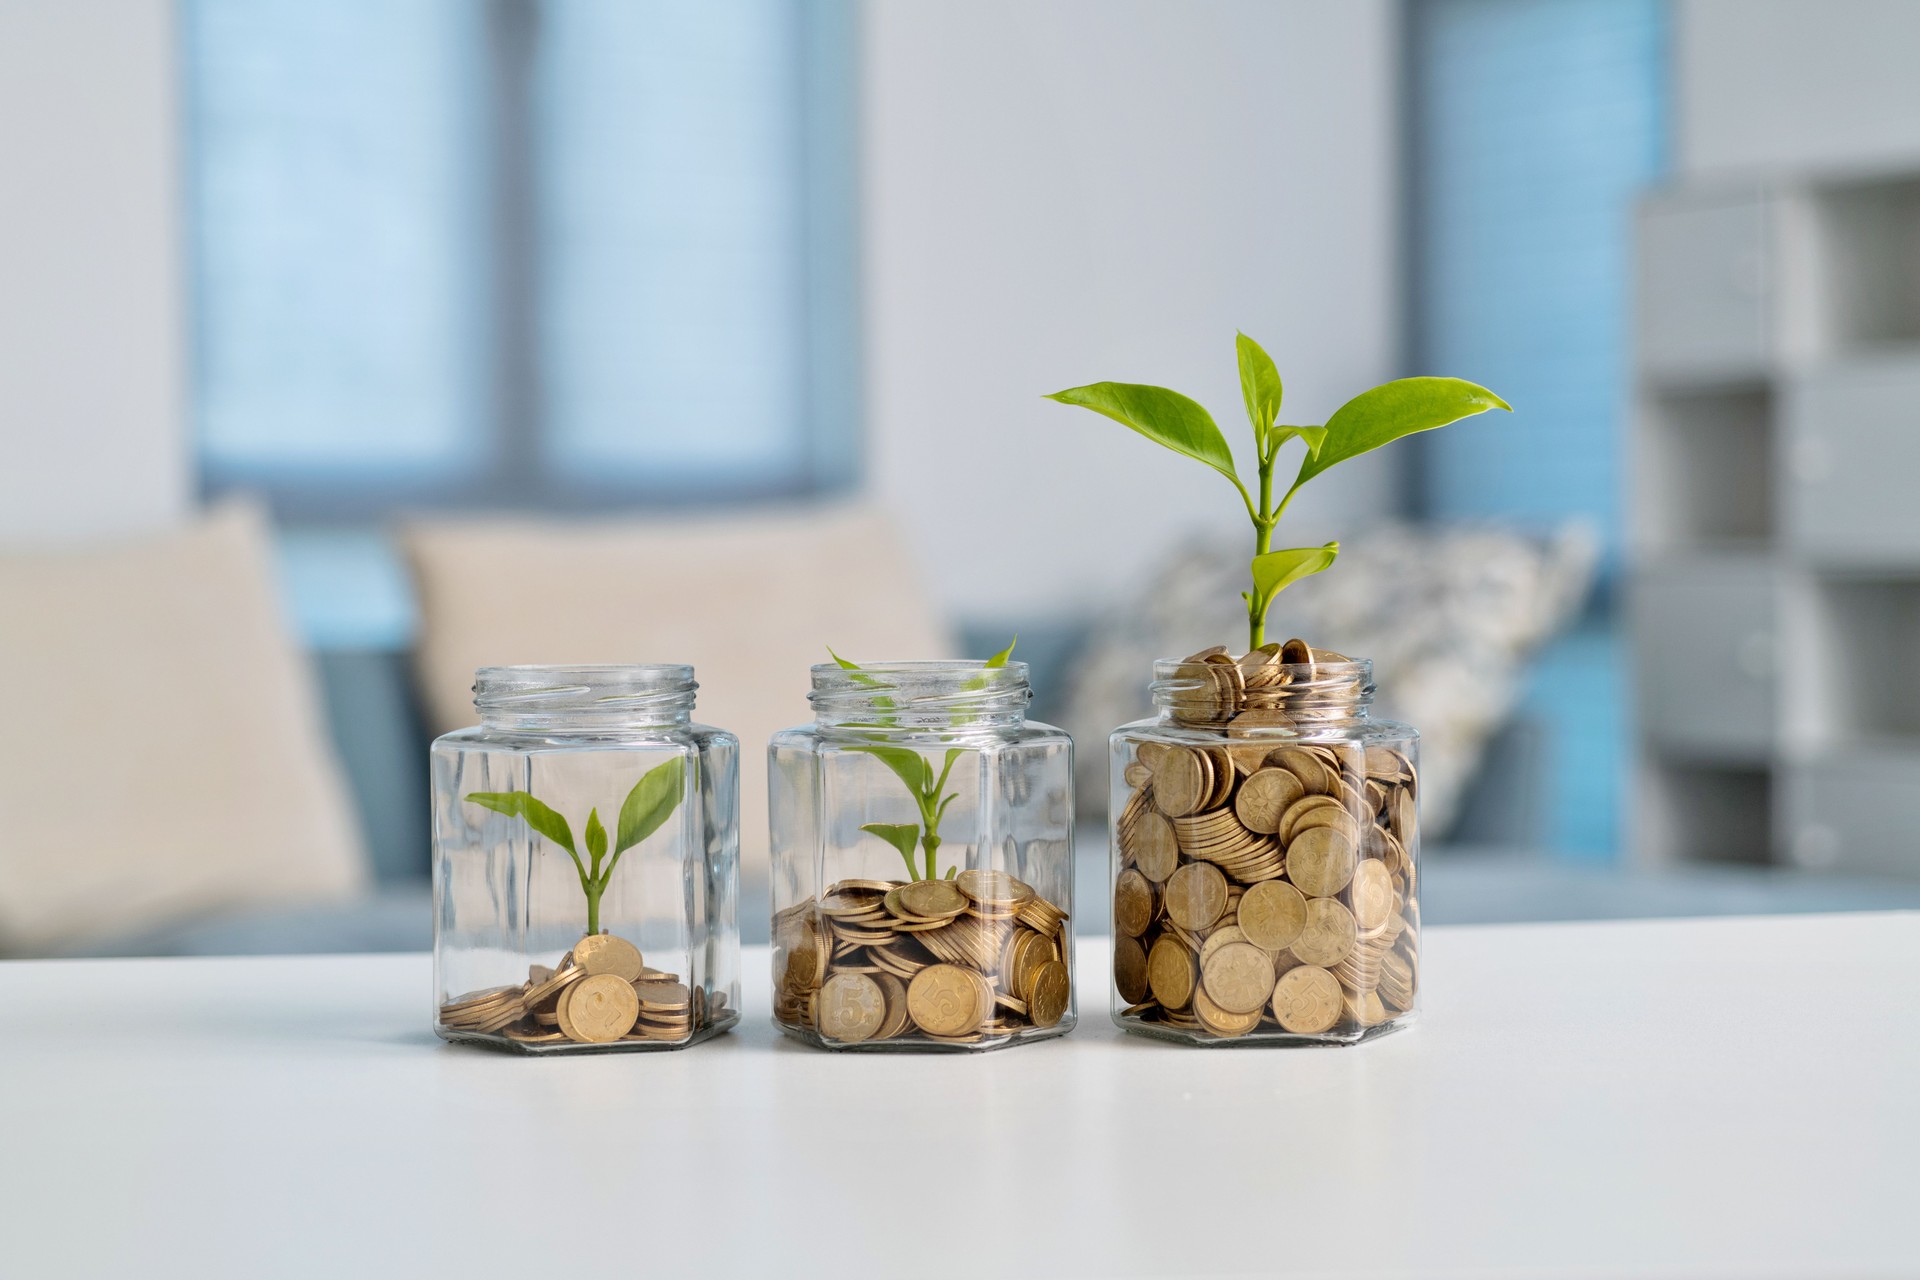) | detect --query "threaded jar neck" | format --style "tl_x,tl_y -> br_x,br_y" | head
474,664 -> 697,732
1151,656 -> 1374,728
809,661 -> 1031,732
